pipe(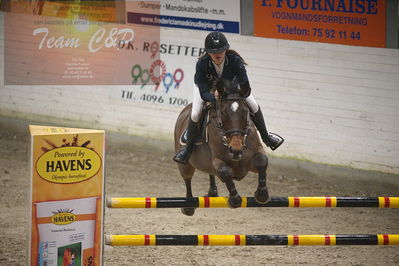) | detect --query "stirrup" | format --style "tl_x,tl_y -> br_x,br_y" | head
268,132 -> 284,151
173,147 -> 191,164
